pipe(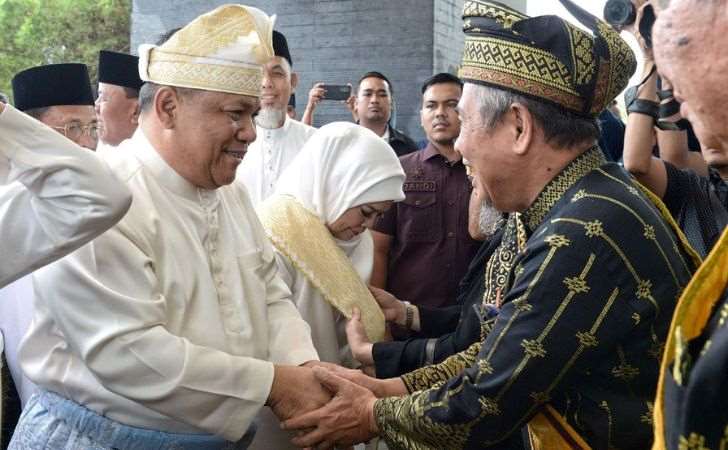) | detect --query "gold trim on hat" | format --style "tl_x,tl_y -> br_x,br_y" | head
463,0 -> 527,29
146,60 -> 262,97
460,36 -> 584,112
